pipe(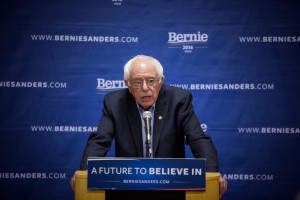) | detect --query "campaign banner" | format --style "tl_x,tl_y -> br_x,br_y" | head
87,158 -> 206,191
